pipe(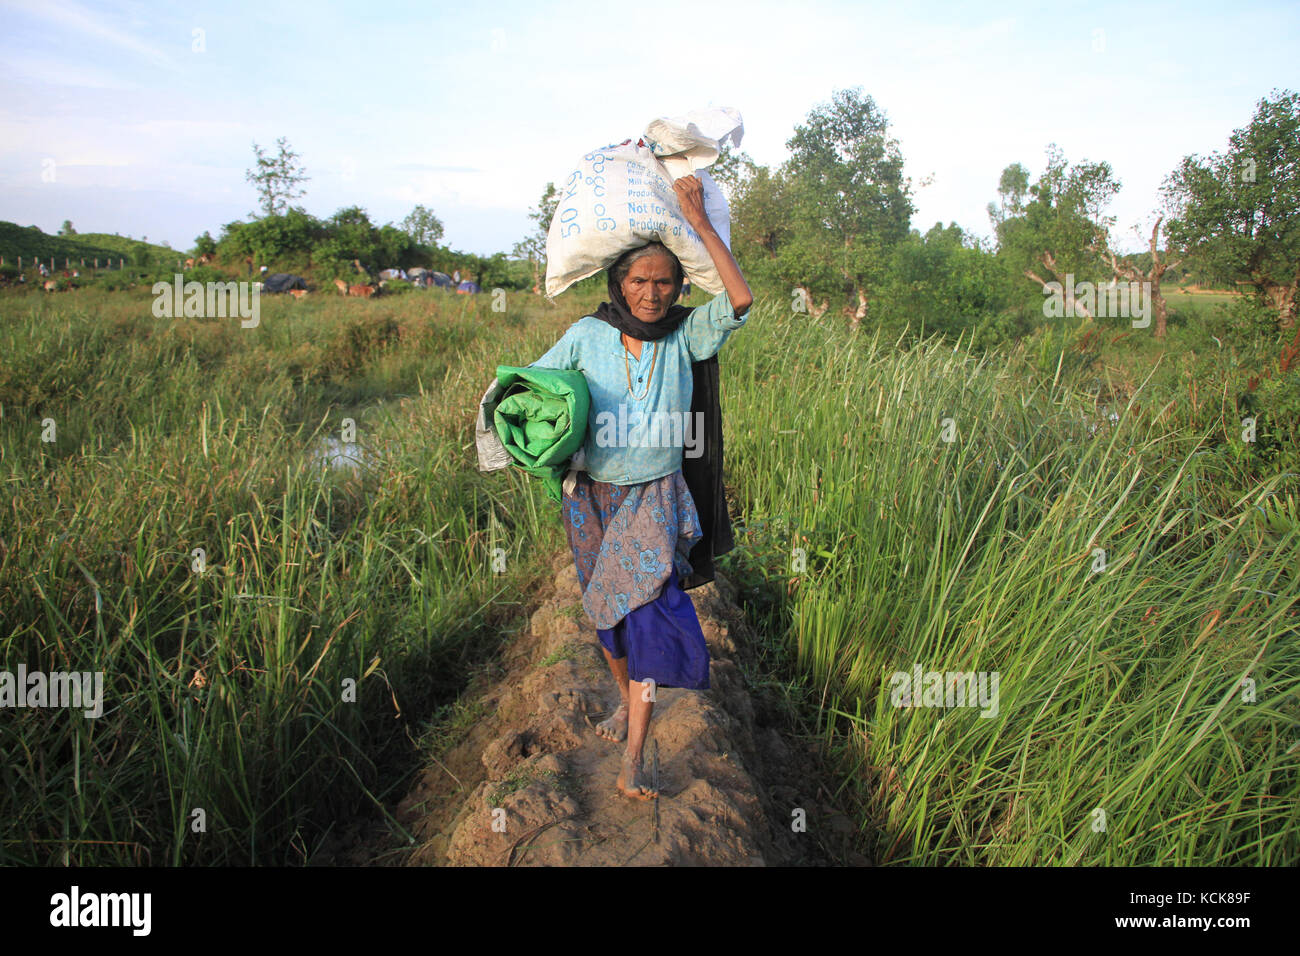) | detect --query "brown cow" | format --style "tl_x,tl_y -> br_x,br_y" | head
334,278 -> 349,295
198,253 -> 214,265
43,280 -> 57,292
347,284 -> 377,299
289,288 -> 309,299
184,258 -> 195,269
